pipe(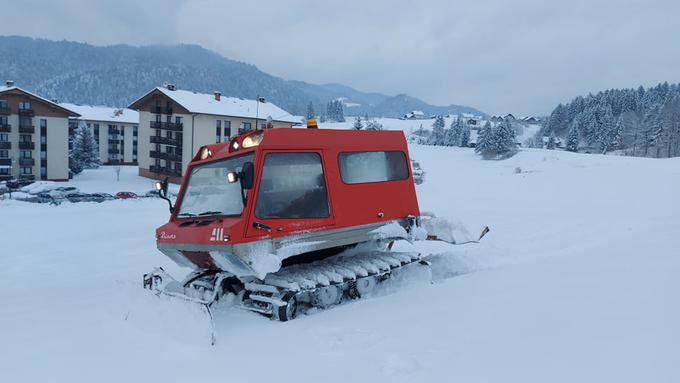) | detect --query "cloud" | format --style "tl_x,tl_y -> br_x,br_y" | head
2,0 -> 680,115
